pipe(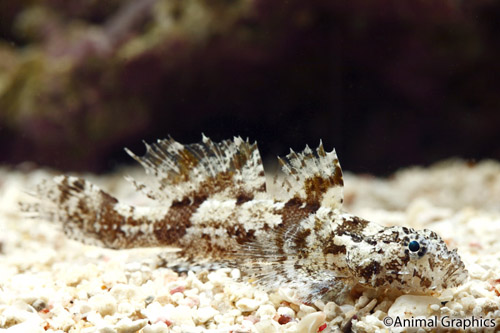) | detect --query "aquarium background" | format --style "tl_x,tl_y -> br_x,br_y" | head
1,0 -> 499,175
